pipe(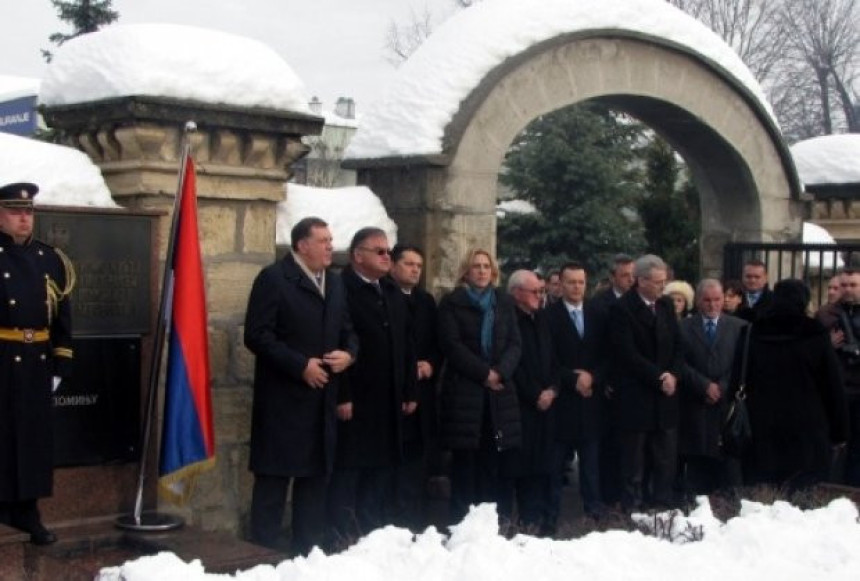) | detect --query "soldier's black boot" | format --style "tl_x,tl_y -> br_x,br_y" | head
9,500 -> 56,545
